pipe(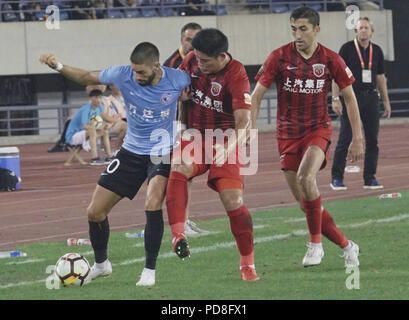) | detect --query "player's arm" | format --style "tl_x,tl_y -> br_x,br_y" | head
376,74 -> 391,118
250,82 -> 269,129
39,53 -> 101,86
340,84 -> 364,162
213,109 -> 251,167
100,111 -> 119,124
331,80 -> 343,116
